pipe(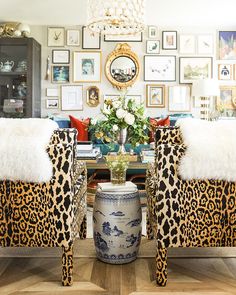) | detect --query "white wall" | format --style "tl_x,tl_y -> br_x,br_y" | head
30,25 -> 236,119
